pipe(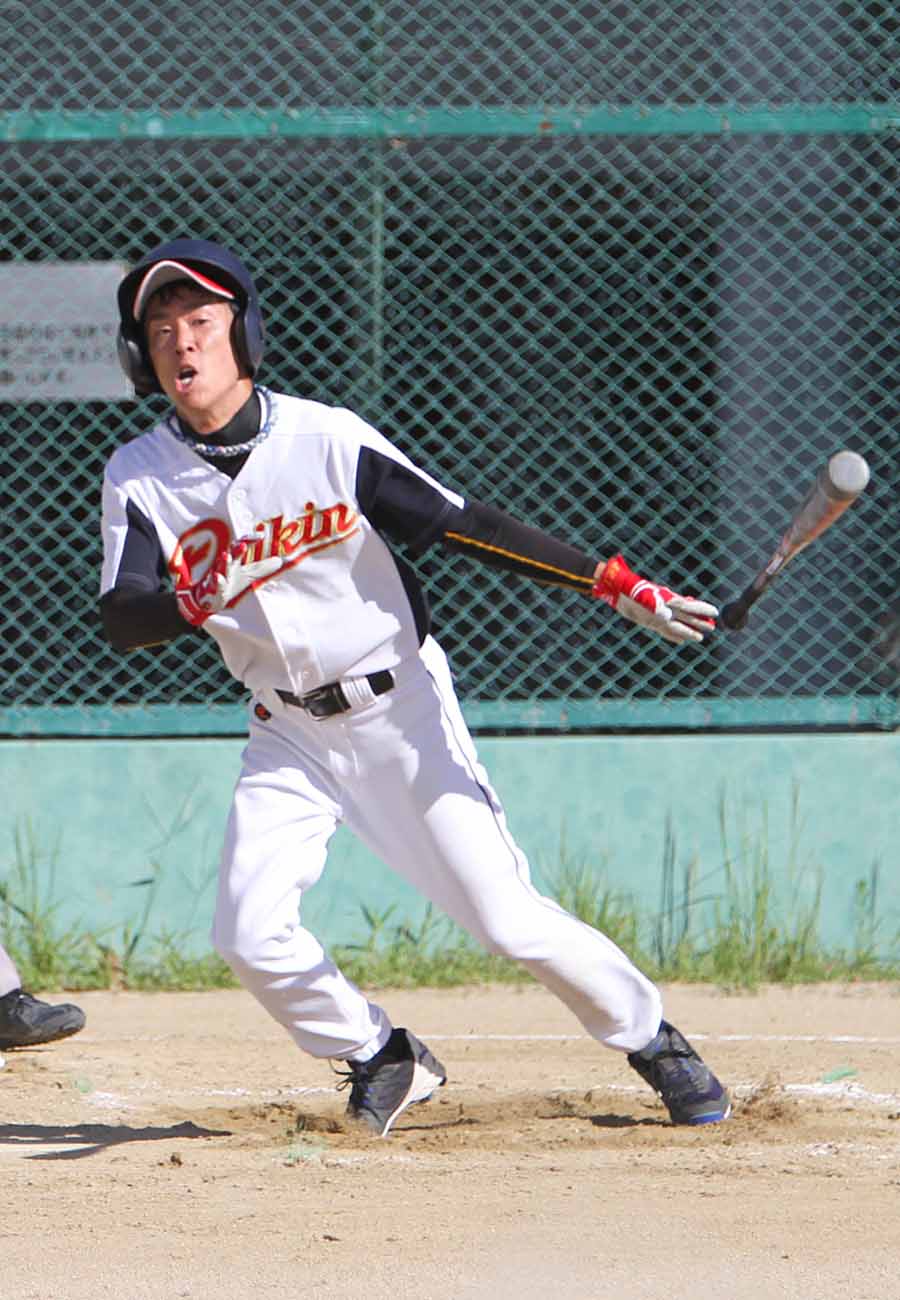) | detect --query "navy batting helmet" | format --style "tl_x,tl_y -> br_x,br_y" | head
116,238 -> 265,397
